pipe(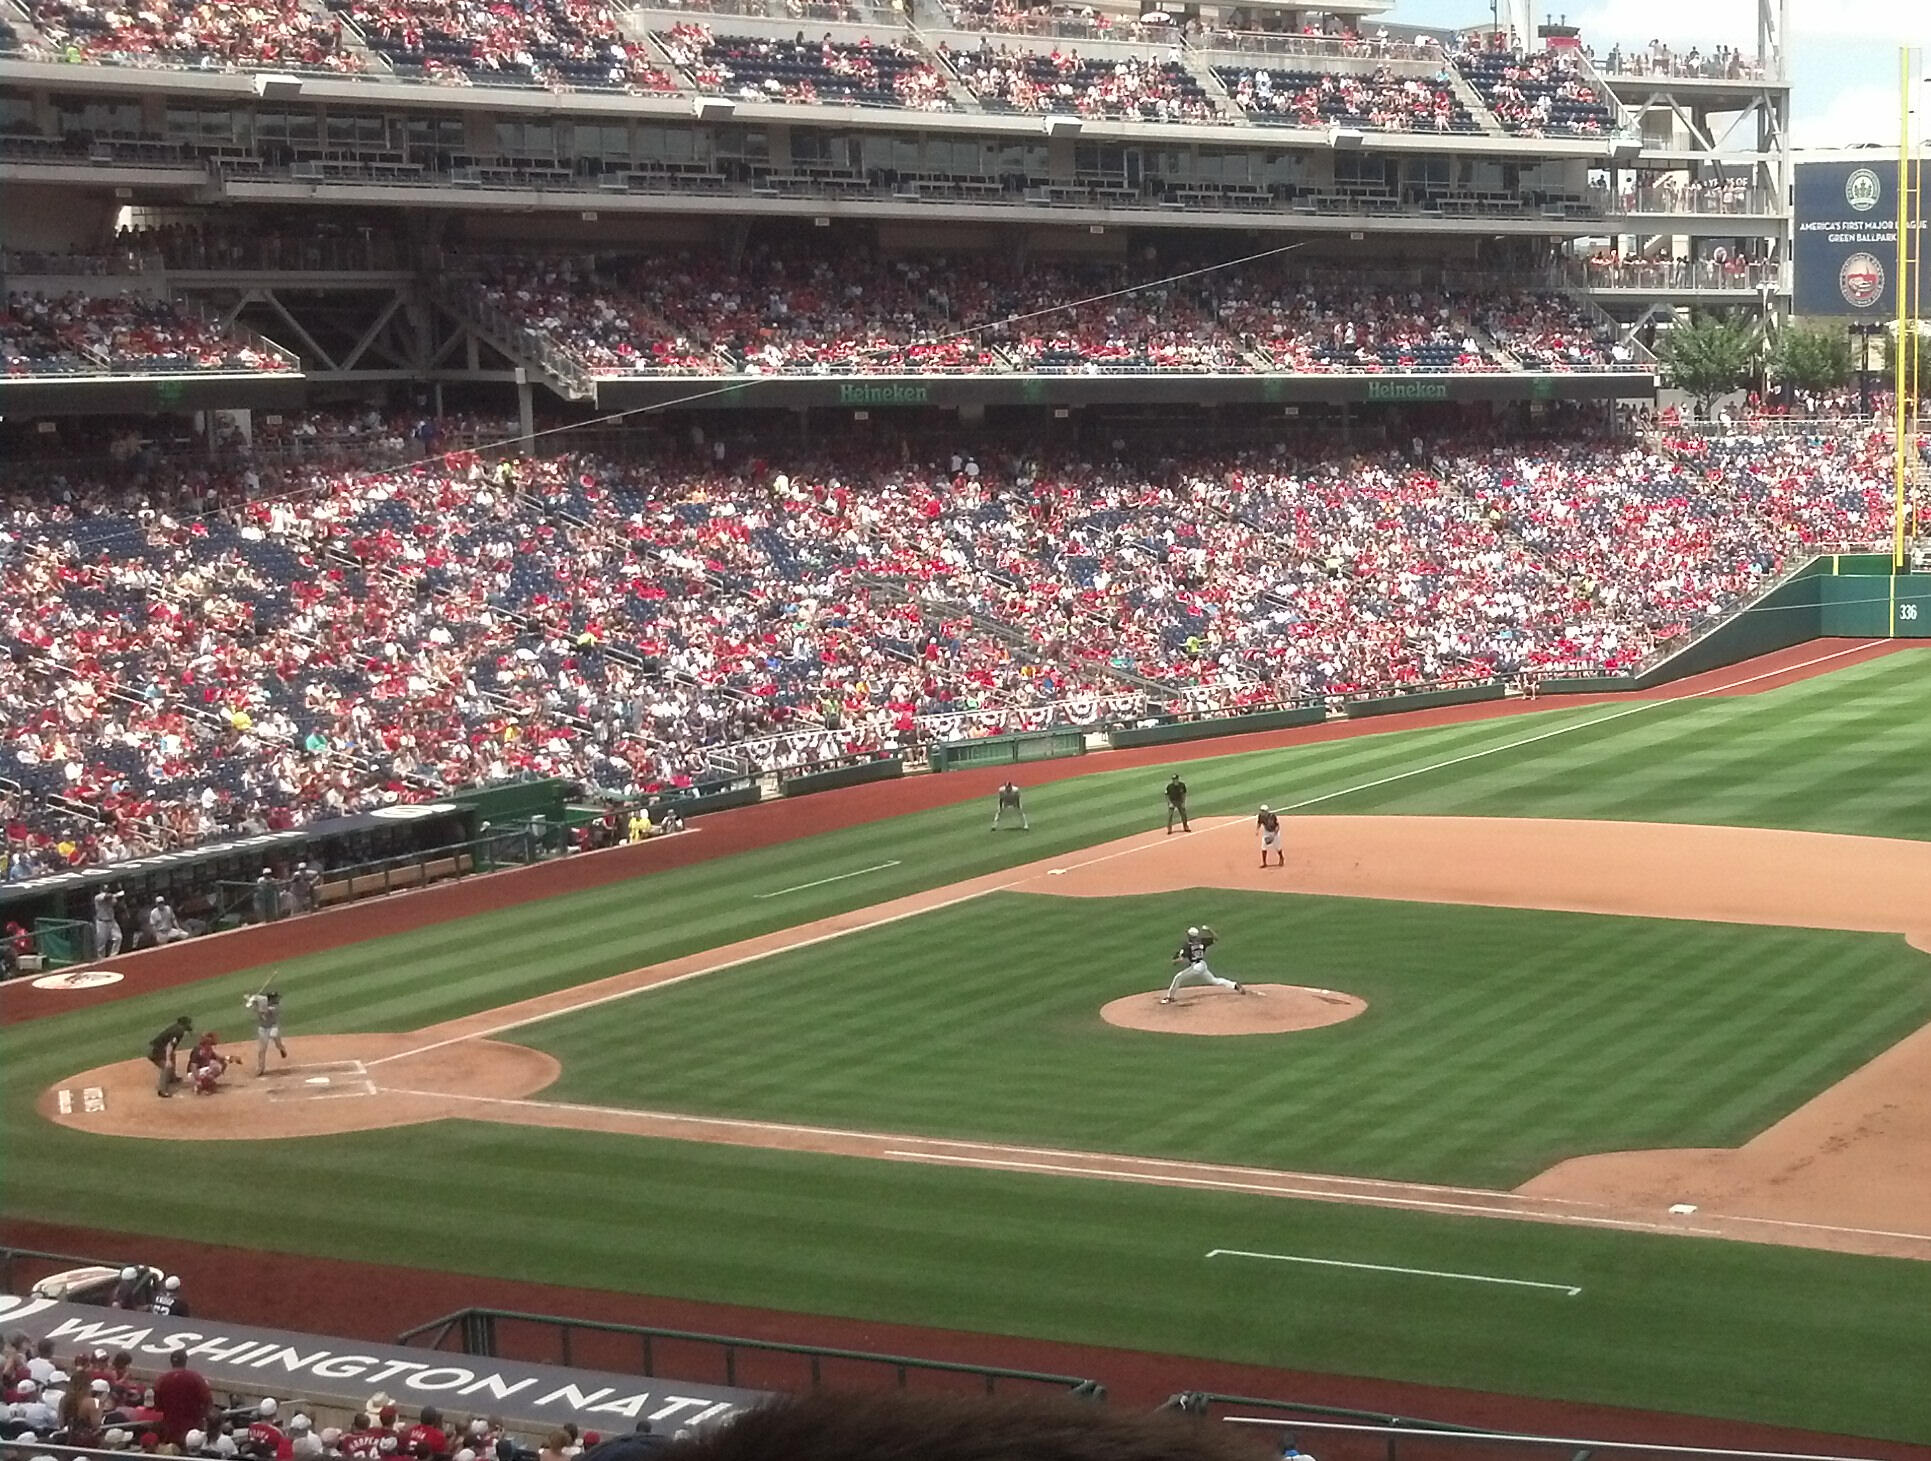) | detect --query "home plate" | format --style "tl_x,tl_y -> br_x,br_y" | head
306,1077 -> 332,1087
1669,1203 -> 1699,1215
